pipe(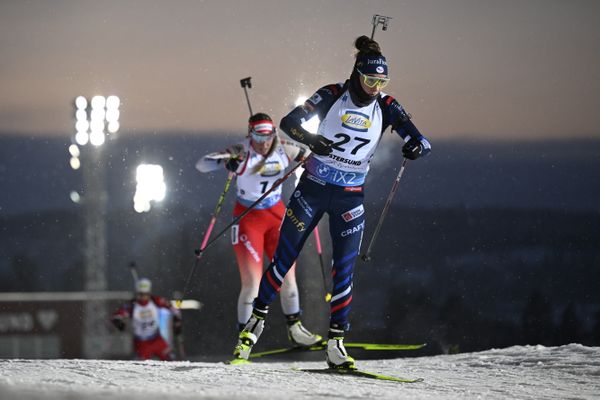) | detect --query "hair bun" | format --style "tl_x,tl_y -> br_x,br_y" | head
354,35 -> 381,55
